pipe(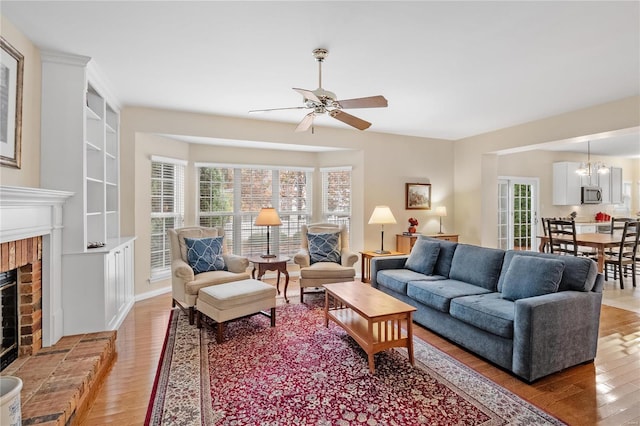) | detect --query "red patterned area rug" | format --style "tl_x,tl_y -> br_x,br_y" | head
145,298 -> 565,425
